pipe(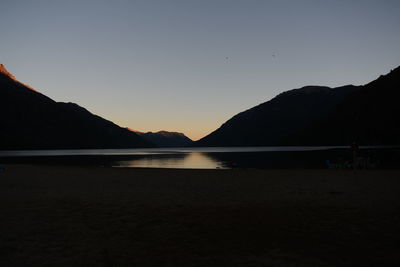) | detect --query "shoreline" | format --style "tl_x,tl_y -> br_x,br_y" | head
1,165 -> 400,266
1,146 -> 399,169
